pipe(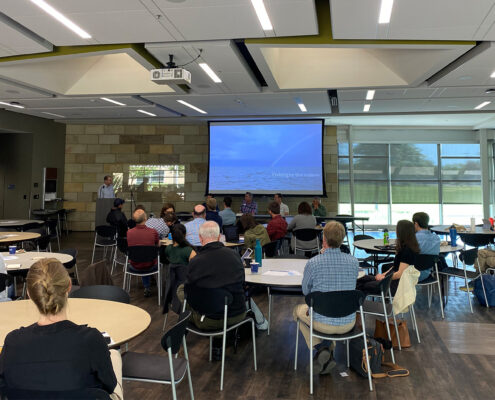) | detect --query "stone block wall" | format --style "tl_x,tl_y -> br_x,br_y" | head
64,124 -> 338,231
